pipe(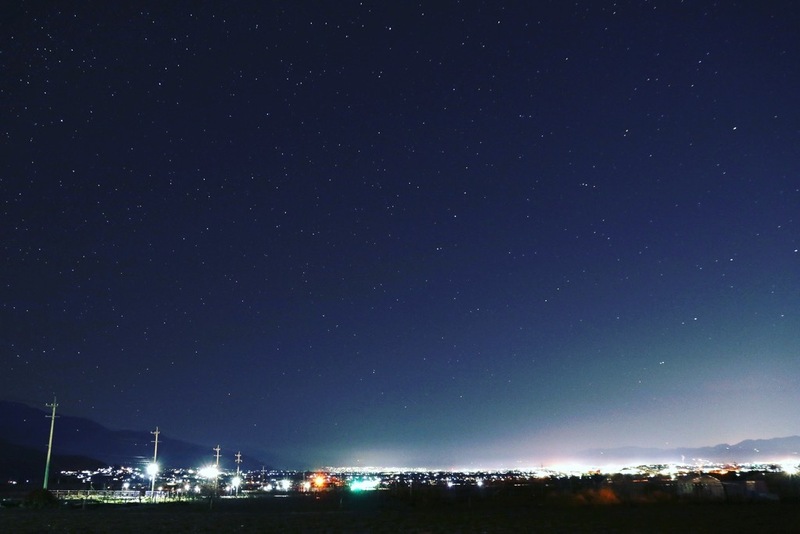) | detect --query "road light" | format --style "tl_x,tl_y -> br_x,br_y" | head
147,463 -> 159,498
199,465 -> 220,479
